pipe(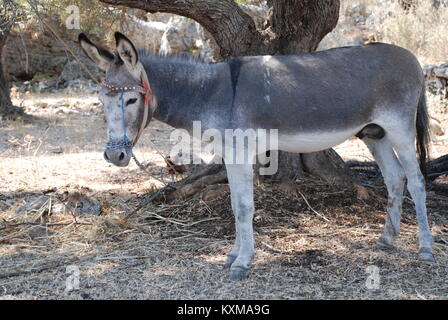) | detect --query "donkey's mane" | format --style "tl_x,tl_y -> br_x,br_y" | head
137,49 -> 209,66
